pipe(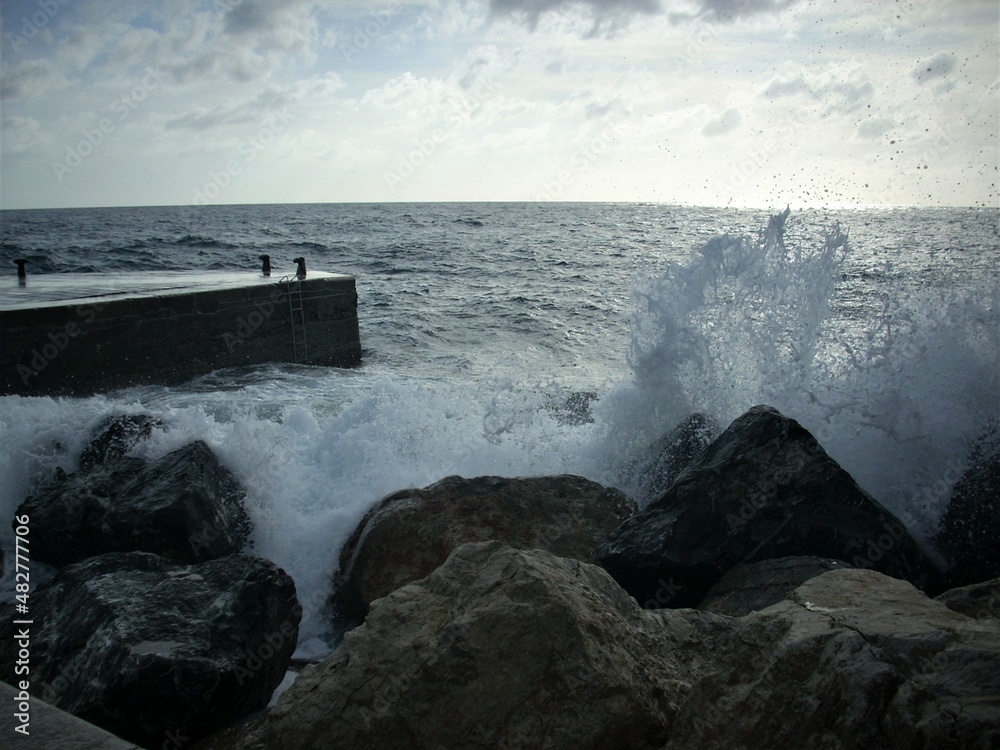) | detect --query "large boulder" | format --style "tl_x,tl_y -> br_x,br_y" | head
597,405 -> 940,607
699,555 -> 853,616
665,569 -> 1000,750
935,425 -> 1000,587
1,681 -> 142,750
628,413 -> 719,504
330,474 -> 636,622
205,541 -> 693,750
76,414 -> 164,473
1,552 -> 300,748
197,542 -> 1000,750
17,439 -> 252,566
936,579 -> 1000,620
